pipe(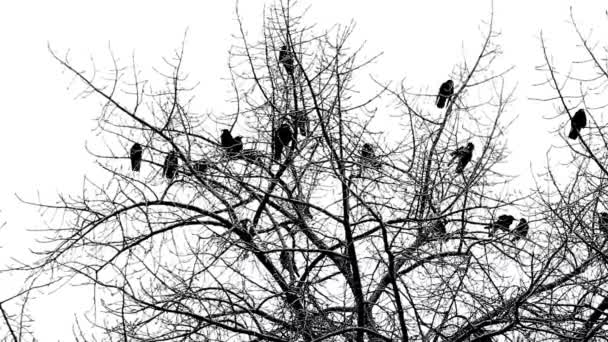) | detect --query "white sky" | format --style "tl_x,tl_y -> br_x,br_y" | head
0,0 -> 607,340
